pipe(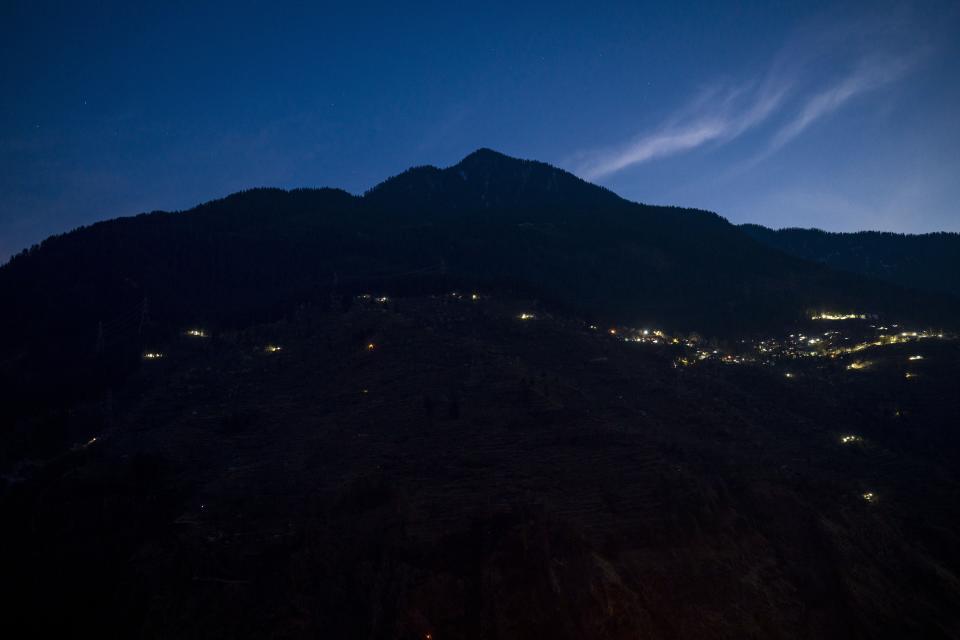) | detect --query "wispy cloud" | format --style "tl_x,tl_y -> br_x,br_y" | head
577,81 -> 787,180
573,16 -> 924,182
768,56 -> 914,152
